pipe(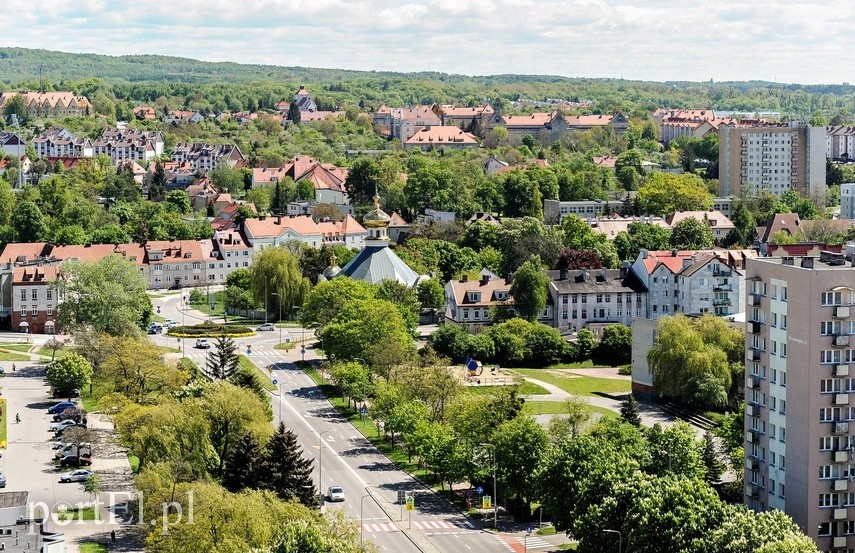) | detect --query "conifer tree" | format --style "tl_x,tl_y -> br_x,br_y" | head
206,335 -> 240,380
702,430 -> 725,484
264,422 -> 316,507
620,393 -> 642,427
223,432 -> 264,492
